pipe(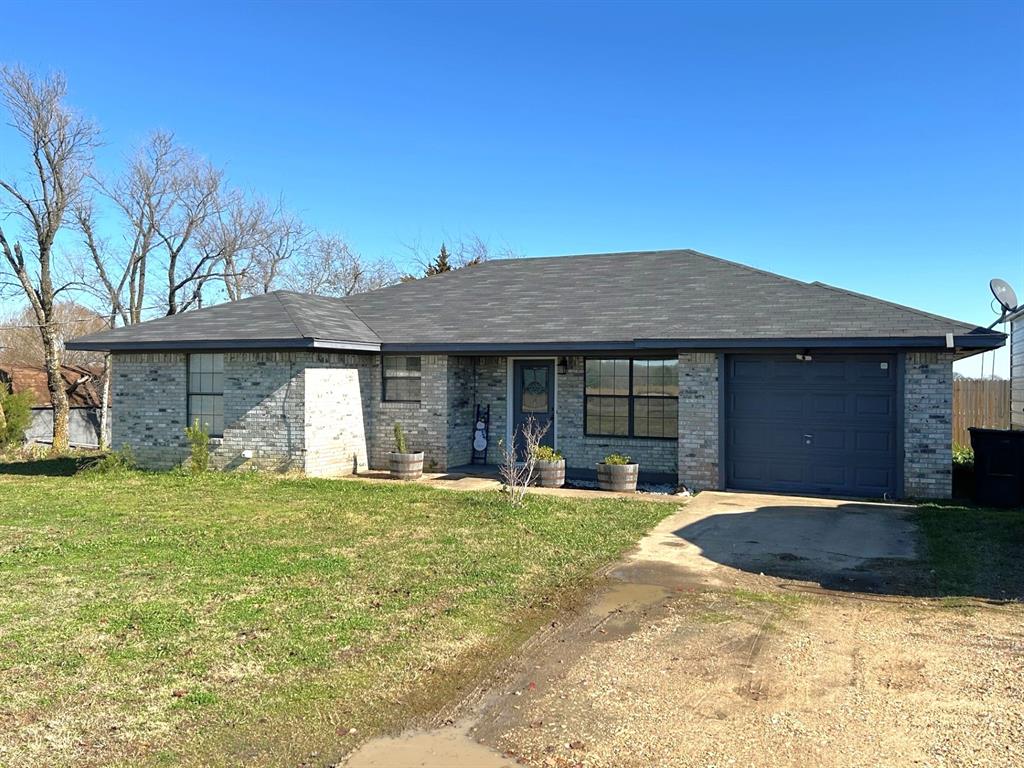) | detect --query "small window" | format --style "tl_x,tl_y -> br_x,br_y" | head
383,356 -> 422,402
188,353 -> 224,437
585,358 -> 678,439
